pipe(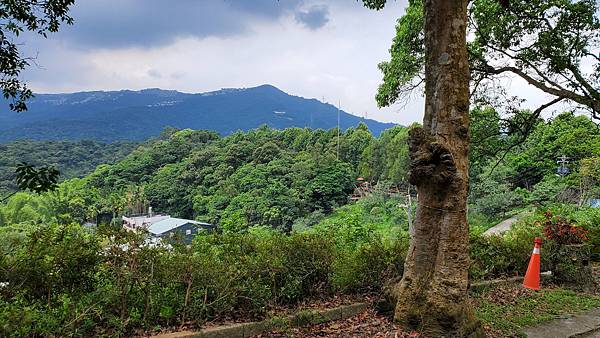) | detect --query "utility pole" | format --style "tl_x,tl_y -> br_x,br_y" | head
557,155 -> 570,177
406,185 -> 413,237
399,185 -> 414,238
337,100 -> 341,160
